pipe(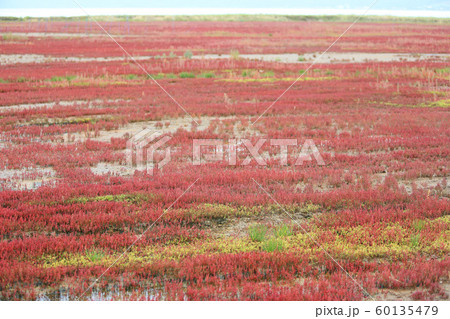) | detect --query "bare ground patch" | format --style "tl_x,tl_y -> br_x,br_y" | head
193,52 -> 450,64
2,52 -> 449,66
210,209 -> 318,239
0,167 -> 56,190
